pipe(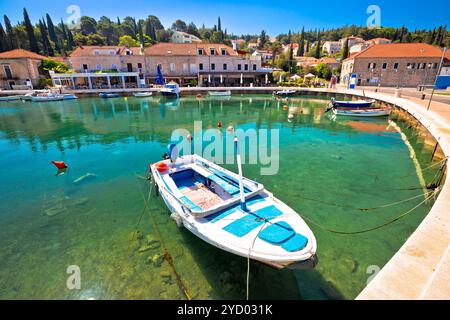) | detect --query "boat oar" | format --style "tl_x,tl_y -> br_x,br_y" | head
234,137 -> 247,211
